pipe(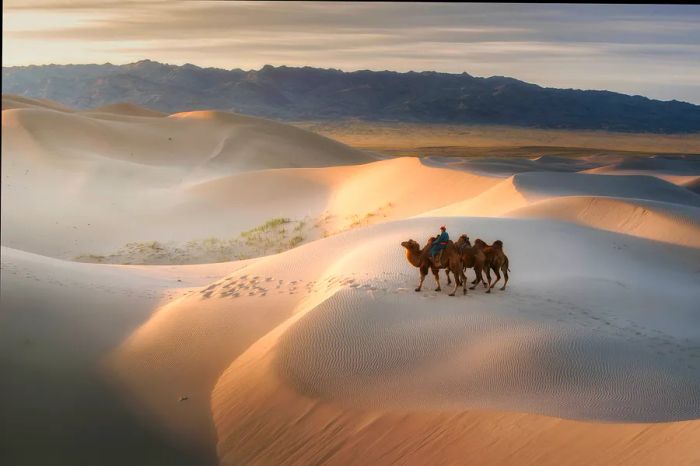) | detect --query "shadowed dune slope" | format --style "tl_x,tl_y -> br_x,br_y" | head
0,246 -> 242,466
423,171 -> 700,246
512,172 -> 700,206
508,197 -> 700,247
684,177 -> 700,194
